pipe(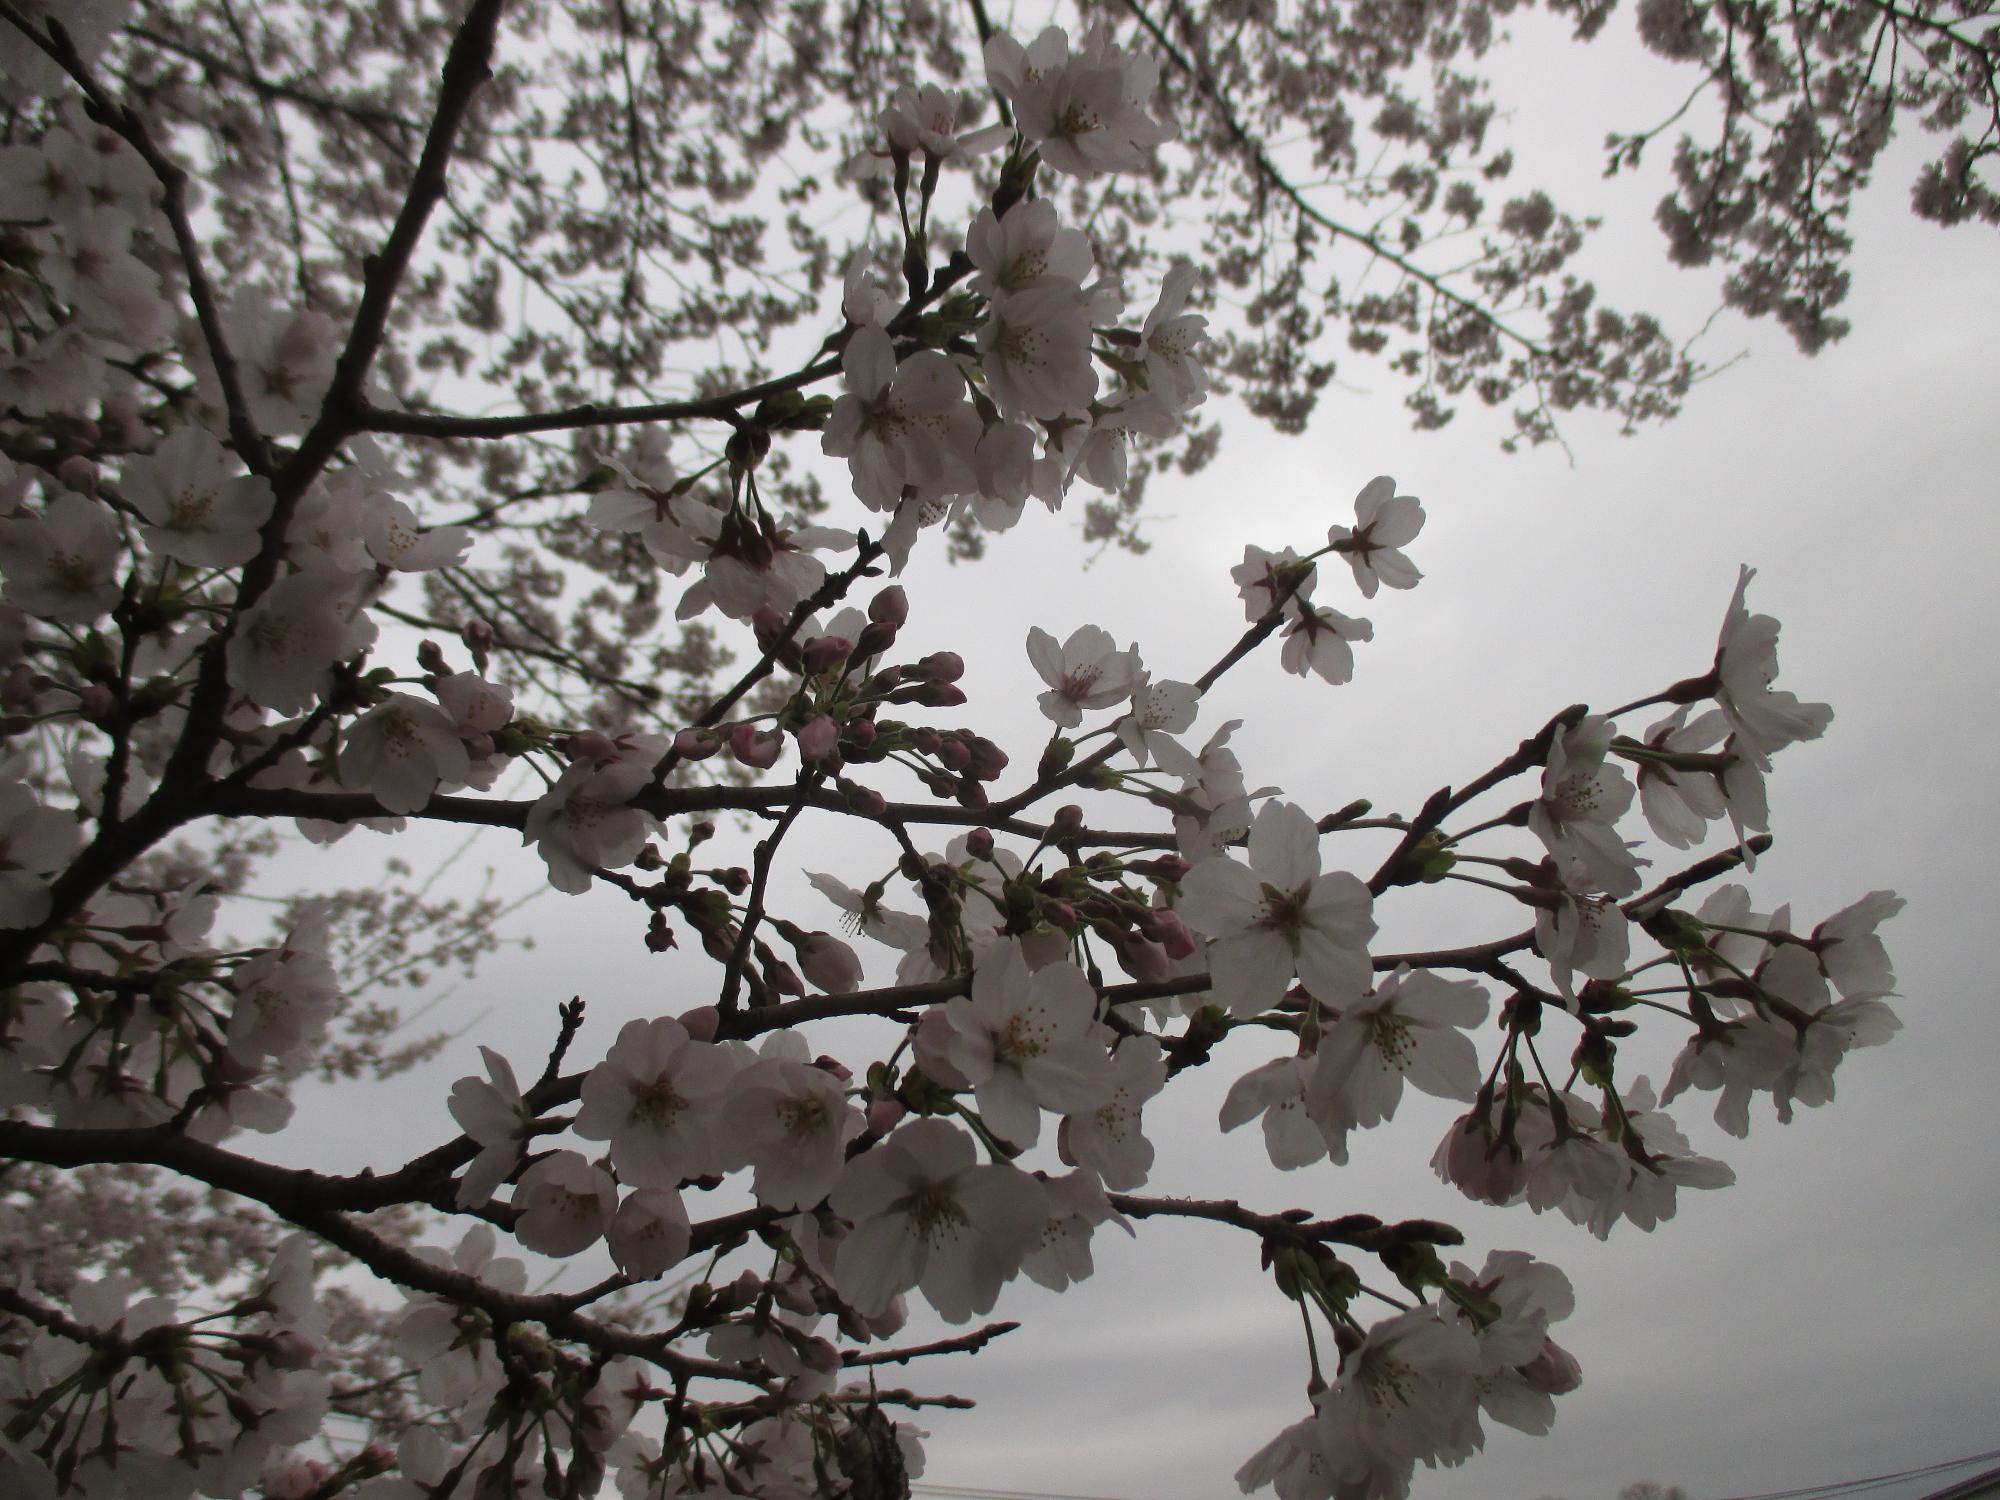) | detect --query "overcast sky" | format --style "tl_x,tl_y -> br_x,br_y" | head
271,10 -> 2000,1500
